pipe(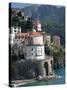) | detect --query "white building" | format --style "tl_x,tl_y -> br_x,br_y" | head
24,16 -> 28,21
37,23 -> 41,31
24,32 -> 45,61
9,34 -> 15,45
11,27 -> 21,34
25,45 -> 45,61
31,36 -> 43,45
29,32 -> 44,45
10,27 -> 21,45
33,20 -> 42,31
